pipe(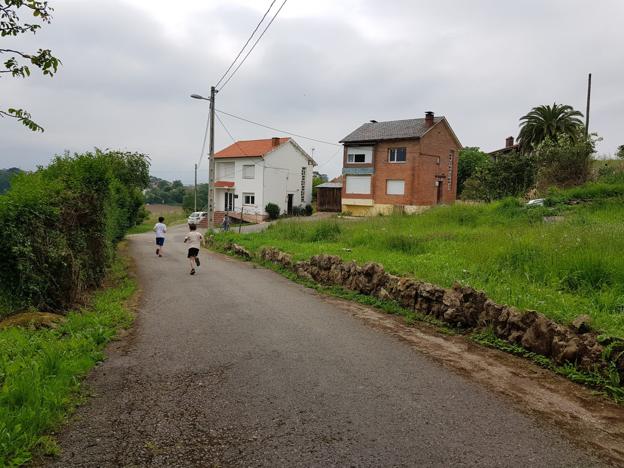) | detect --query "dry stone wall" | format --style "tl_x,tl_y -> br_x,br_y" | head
259,247 -> 624,379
